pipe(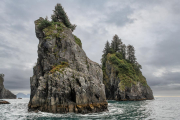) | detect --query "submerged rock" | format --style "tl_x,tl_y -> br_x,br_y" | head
28,16 -> 107,113
0,100 -> 10,104
103,54 -> 154,101
0,74 -> 16,99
